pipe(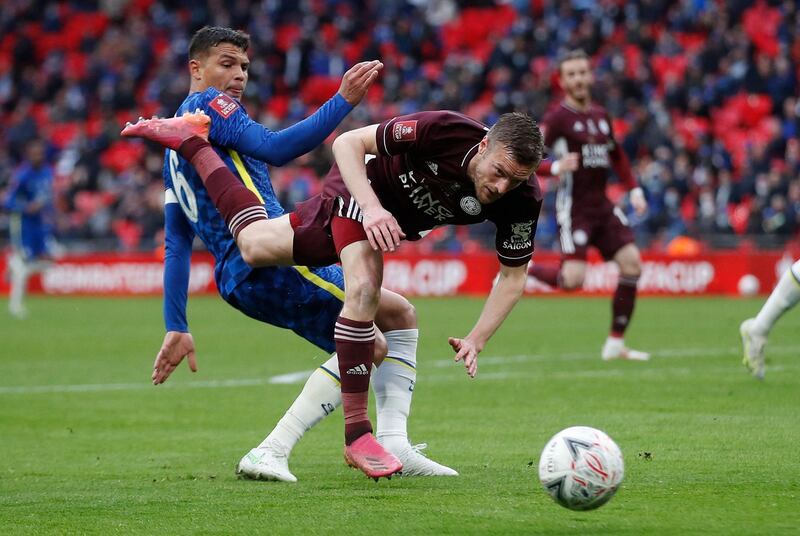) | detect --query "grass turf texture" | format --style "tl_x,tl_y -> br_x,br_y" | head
1,295 -> 799,535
